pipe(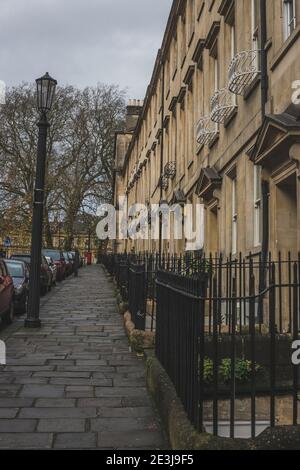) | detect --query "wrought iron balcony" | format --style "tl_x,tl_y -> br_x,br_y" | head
161,175 -> 169,191
210,88 -> 237,123
137,163 -> 143,176
228,50 -> 261,95
196,116 -> 219,146
164,161 -> 176,179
